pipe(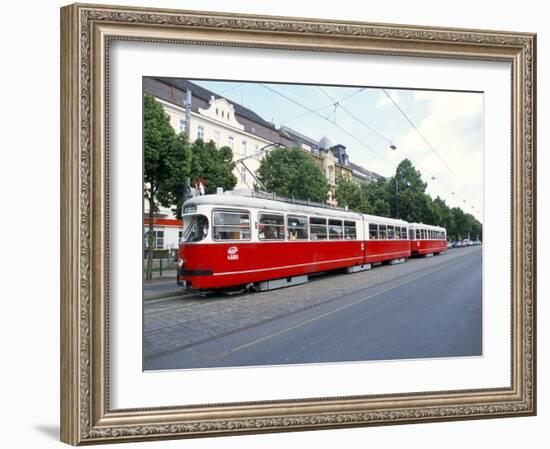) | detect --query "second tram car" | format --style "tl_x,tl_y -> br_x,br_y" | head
176,193 -> 445,291
408,223 -> 447,256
